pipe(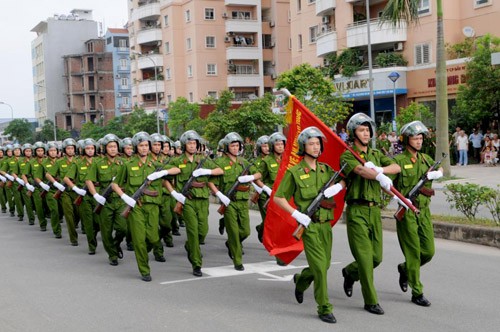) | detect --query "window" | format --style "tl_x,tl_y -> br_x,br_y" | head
289,38 -> 292,50
207,64 -> 217,75
231,11 -> 251,20
207,91 -> 217,99
297,0 -> 302,12
187,65 -> 193,77
308,0 -> 316,3
418,0 -> 430,15
235,65 -> 254,75
298,34 -> 303,50
120,77 -> 129,88
206,36 -> 215,48
309,26 -> 318,43
120,58 -> 127,69
165,41 -> 170,54
164,15 -> 169,26
122,97 -> 130,107
189,92 -> 194,102
475,0 -> 491,8
165,67 -> 171,80
205,8 -> 214,20
118,39 -> 128,48
167,95 -> 172,103
186,38 -> 192,51
415,43 -> 431,65
185,10 -> 191,22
